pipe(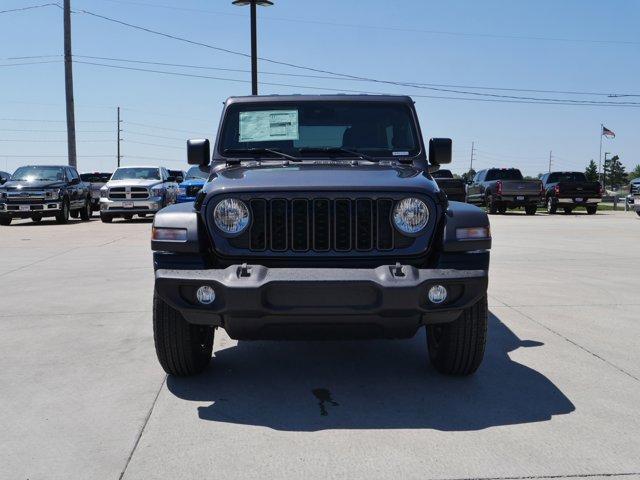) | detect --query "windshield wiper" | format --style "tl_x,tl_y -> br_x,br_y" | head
223,147 -> 301,162
298,147 -> 378,162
